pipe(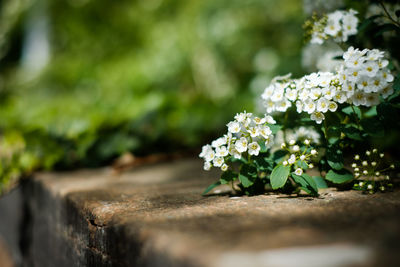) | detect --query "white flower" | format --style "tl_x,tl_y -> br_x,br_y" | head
204,149 -> 215,162
203,161 -> 212,171
316,97 -> 329,113
308,163 -> 314,169
328,101 -> 338,112
258,125 -> 272,139
364,93 -> 380,107
333,91 -> 348,104
247,127 -> 259,138
275,99 -> 292,112
342,12 -> 358,36
216,146 -> 229,157
271,88 -> 285,102
288,154 -> 296,165
212,136 -> 227,148
381,86 -> 394,99
300,155 -> 306,161
310,111 -> 325,124
199,144 -> 212,158
227,121 -> 241,134
283,160 -> 288,166
361,61 -> 379,77
253,116 -> 267,125
248,142 -> 261,156
292,145 -> 300,152
296,101 -> 303,113
325,12 -> 342,36
351,91 -> 366,106
221,163 -> 228,171
304,139 -> 310,145
381,71 -> 394,82
234,111 -> 252,123
294,168 -> 303,176
304,99 -> 316,114
235,137 -> 248,153
362,161 -> 368,166
289,139 -> 296,145
285,88 -> 298,101
229,146 -> 242,159
367,184 -> 373,190
264,115 -> 276,124
311,149 -> 317,155
213,157 -> 224,167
